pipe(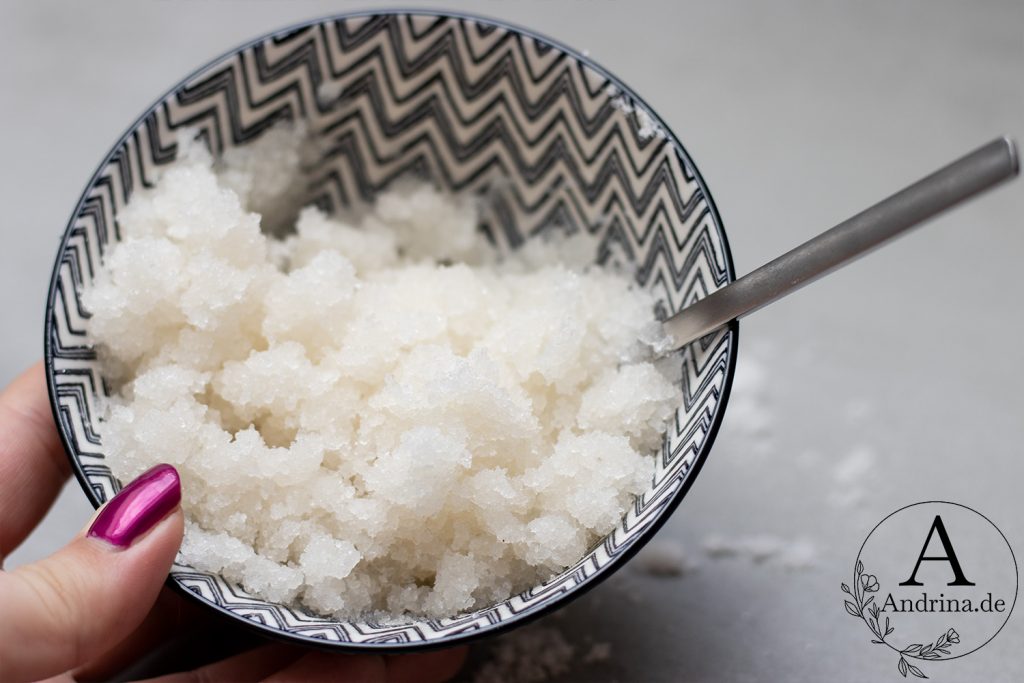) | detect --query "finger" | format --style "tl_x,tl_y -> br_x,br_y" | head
34,674 -> 74,682
386,647 -> 468,683
137,643 -> 304,683
262,646 -> 468,683
263,652 -> 385,683
0,362 -> 71,558
73,587 -> 207,682
93,604 -> 266,682
132,640 -> 465,683
0,465 -> 183,683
